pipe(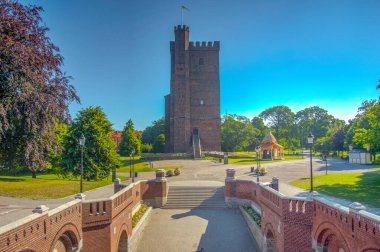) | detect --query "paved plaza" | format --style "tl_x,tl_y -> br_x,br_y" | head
1,157 -> 378,227
136,208 -> 260,252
